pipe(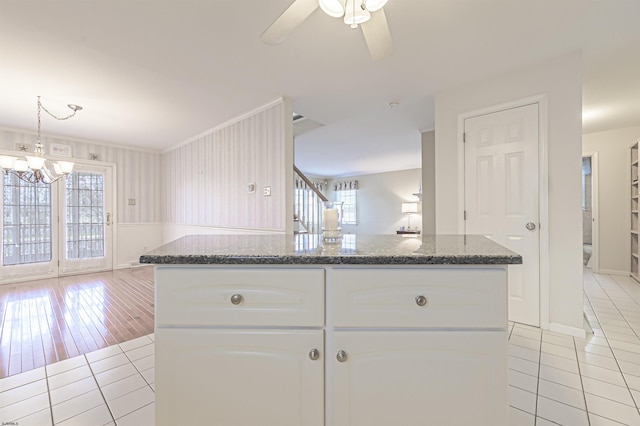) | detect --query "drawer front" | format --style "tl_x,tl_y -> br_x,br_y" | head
330,268 -> 507,329
156,267 -> 324,327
